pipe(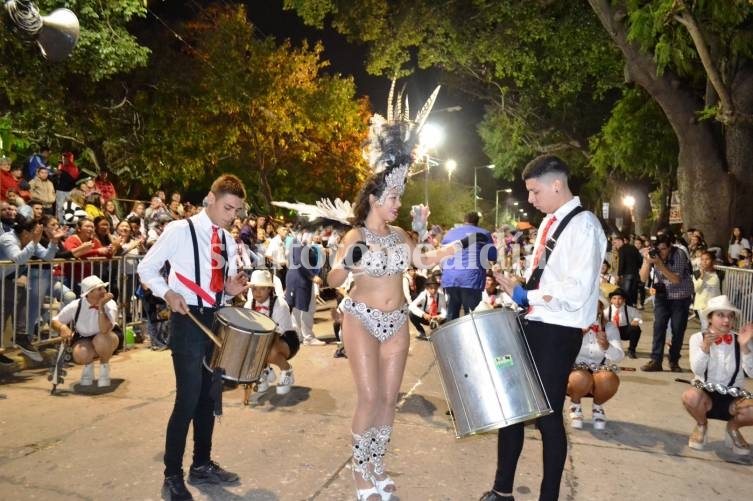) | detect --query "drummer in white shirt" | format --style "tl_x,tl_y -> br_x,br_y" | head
243,269 -> 299,397
682,295 -> 753,455
567,293 -> 624,431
